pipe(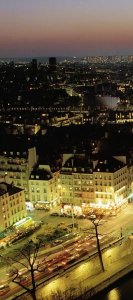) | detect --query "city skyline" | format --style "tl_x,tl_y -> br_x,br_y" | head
0,0 -> 133,57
